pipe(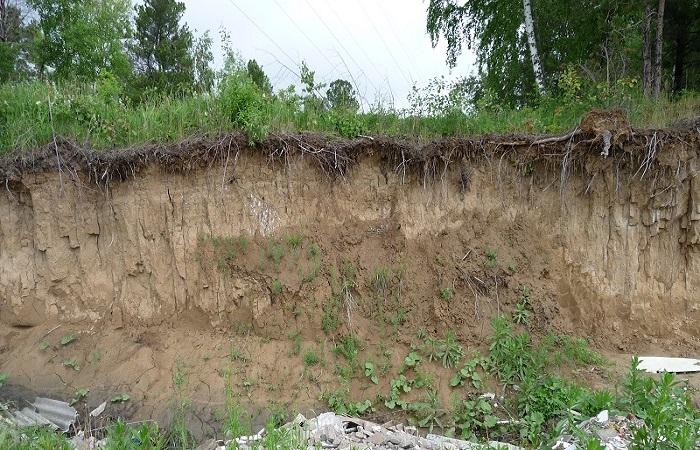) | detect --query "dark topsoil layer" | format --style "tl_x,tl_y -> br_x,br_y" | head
0,110 -> 697,188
